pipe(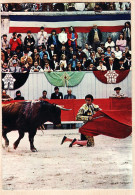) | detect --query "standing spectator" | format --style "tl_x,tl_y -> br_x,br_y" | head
9,32 -> 22,53
88,24 -> 102,52
17,34 -> 23,51
14,90 -> 24,100
105,36 -> 115,51
48,30 -> 59,49
37,26 -> 48,49
51,86 -> 63,99
39,90 -> 48,100
64,89 -> 76,99
121,3 -> 130,10
24,30 -> 35,51
116,33 -> 126,52
58,28 -> 68,48
67,26 -> 78,51
1,34 -> 9,51
122,22 -> 131,50
9,60 -> 22,73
